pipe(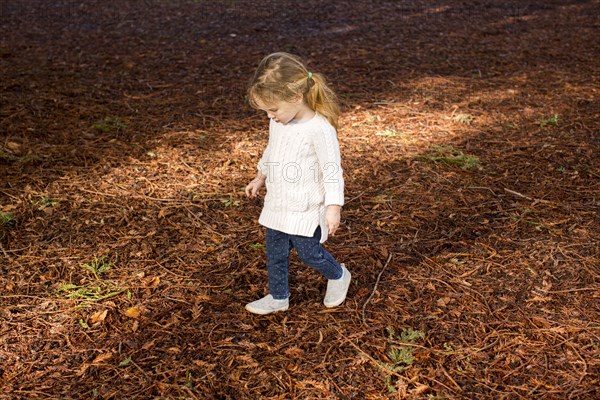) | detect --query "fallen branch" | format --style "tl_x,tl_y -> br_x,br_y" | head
0,242 -> 8,258
362,252 -> 393,325
504,188 -> 551,204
